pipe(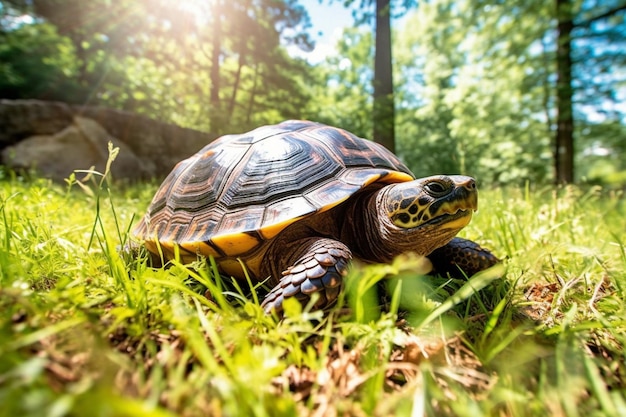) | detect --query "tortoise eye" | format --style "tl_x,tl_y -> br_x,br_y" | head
425,181 -> 449,196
